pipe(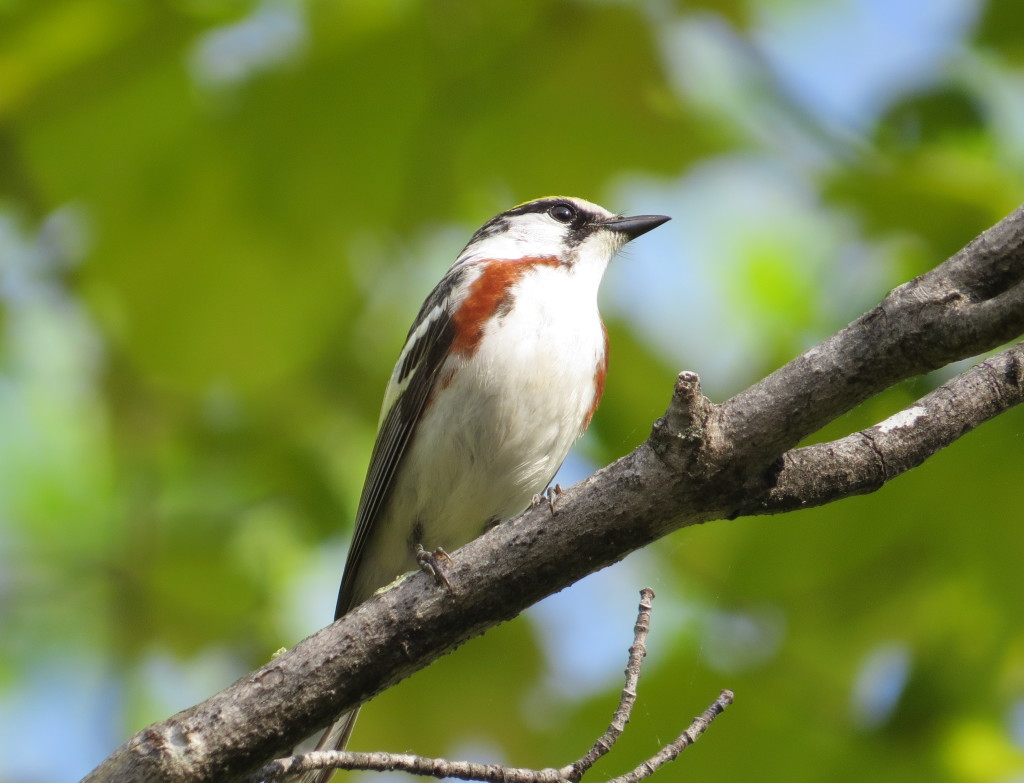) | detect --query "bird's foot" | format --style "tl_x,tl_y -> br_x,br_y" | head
530,484 -> 563,514
541,484 -> 563,514
415,544 -> 454,593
